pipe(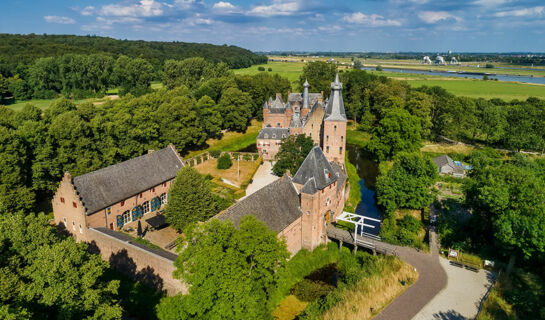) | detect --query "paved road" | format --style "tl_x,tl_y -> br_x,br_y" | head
371,228 -> 448,320
243,161 -> 278,198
